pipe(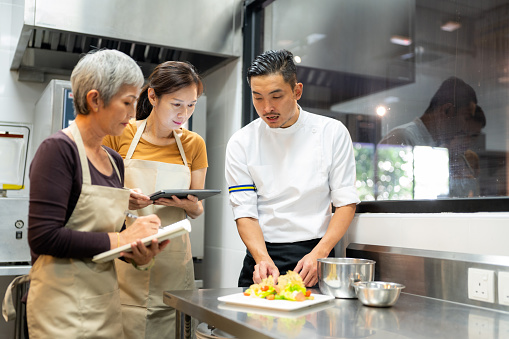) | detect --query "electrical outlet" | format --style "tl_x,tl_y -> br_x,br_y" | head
468,268 -> 495,303
468,313 -> 495,339
498,272 -> 509,306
